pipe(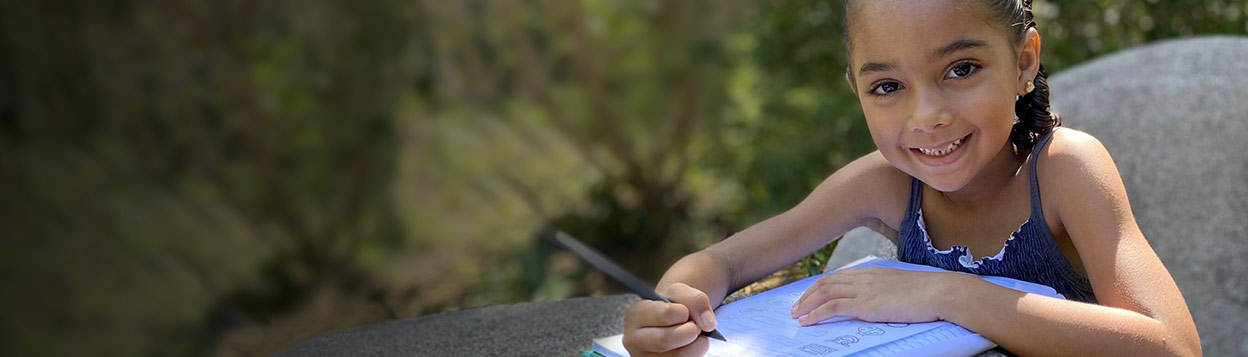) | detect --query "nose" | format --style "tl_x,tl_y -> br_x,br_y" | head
908,86 -> 953,133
